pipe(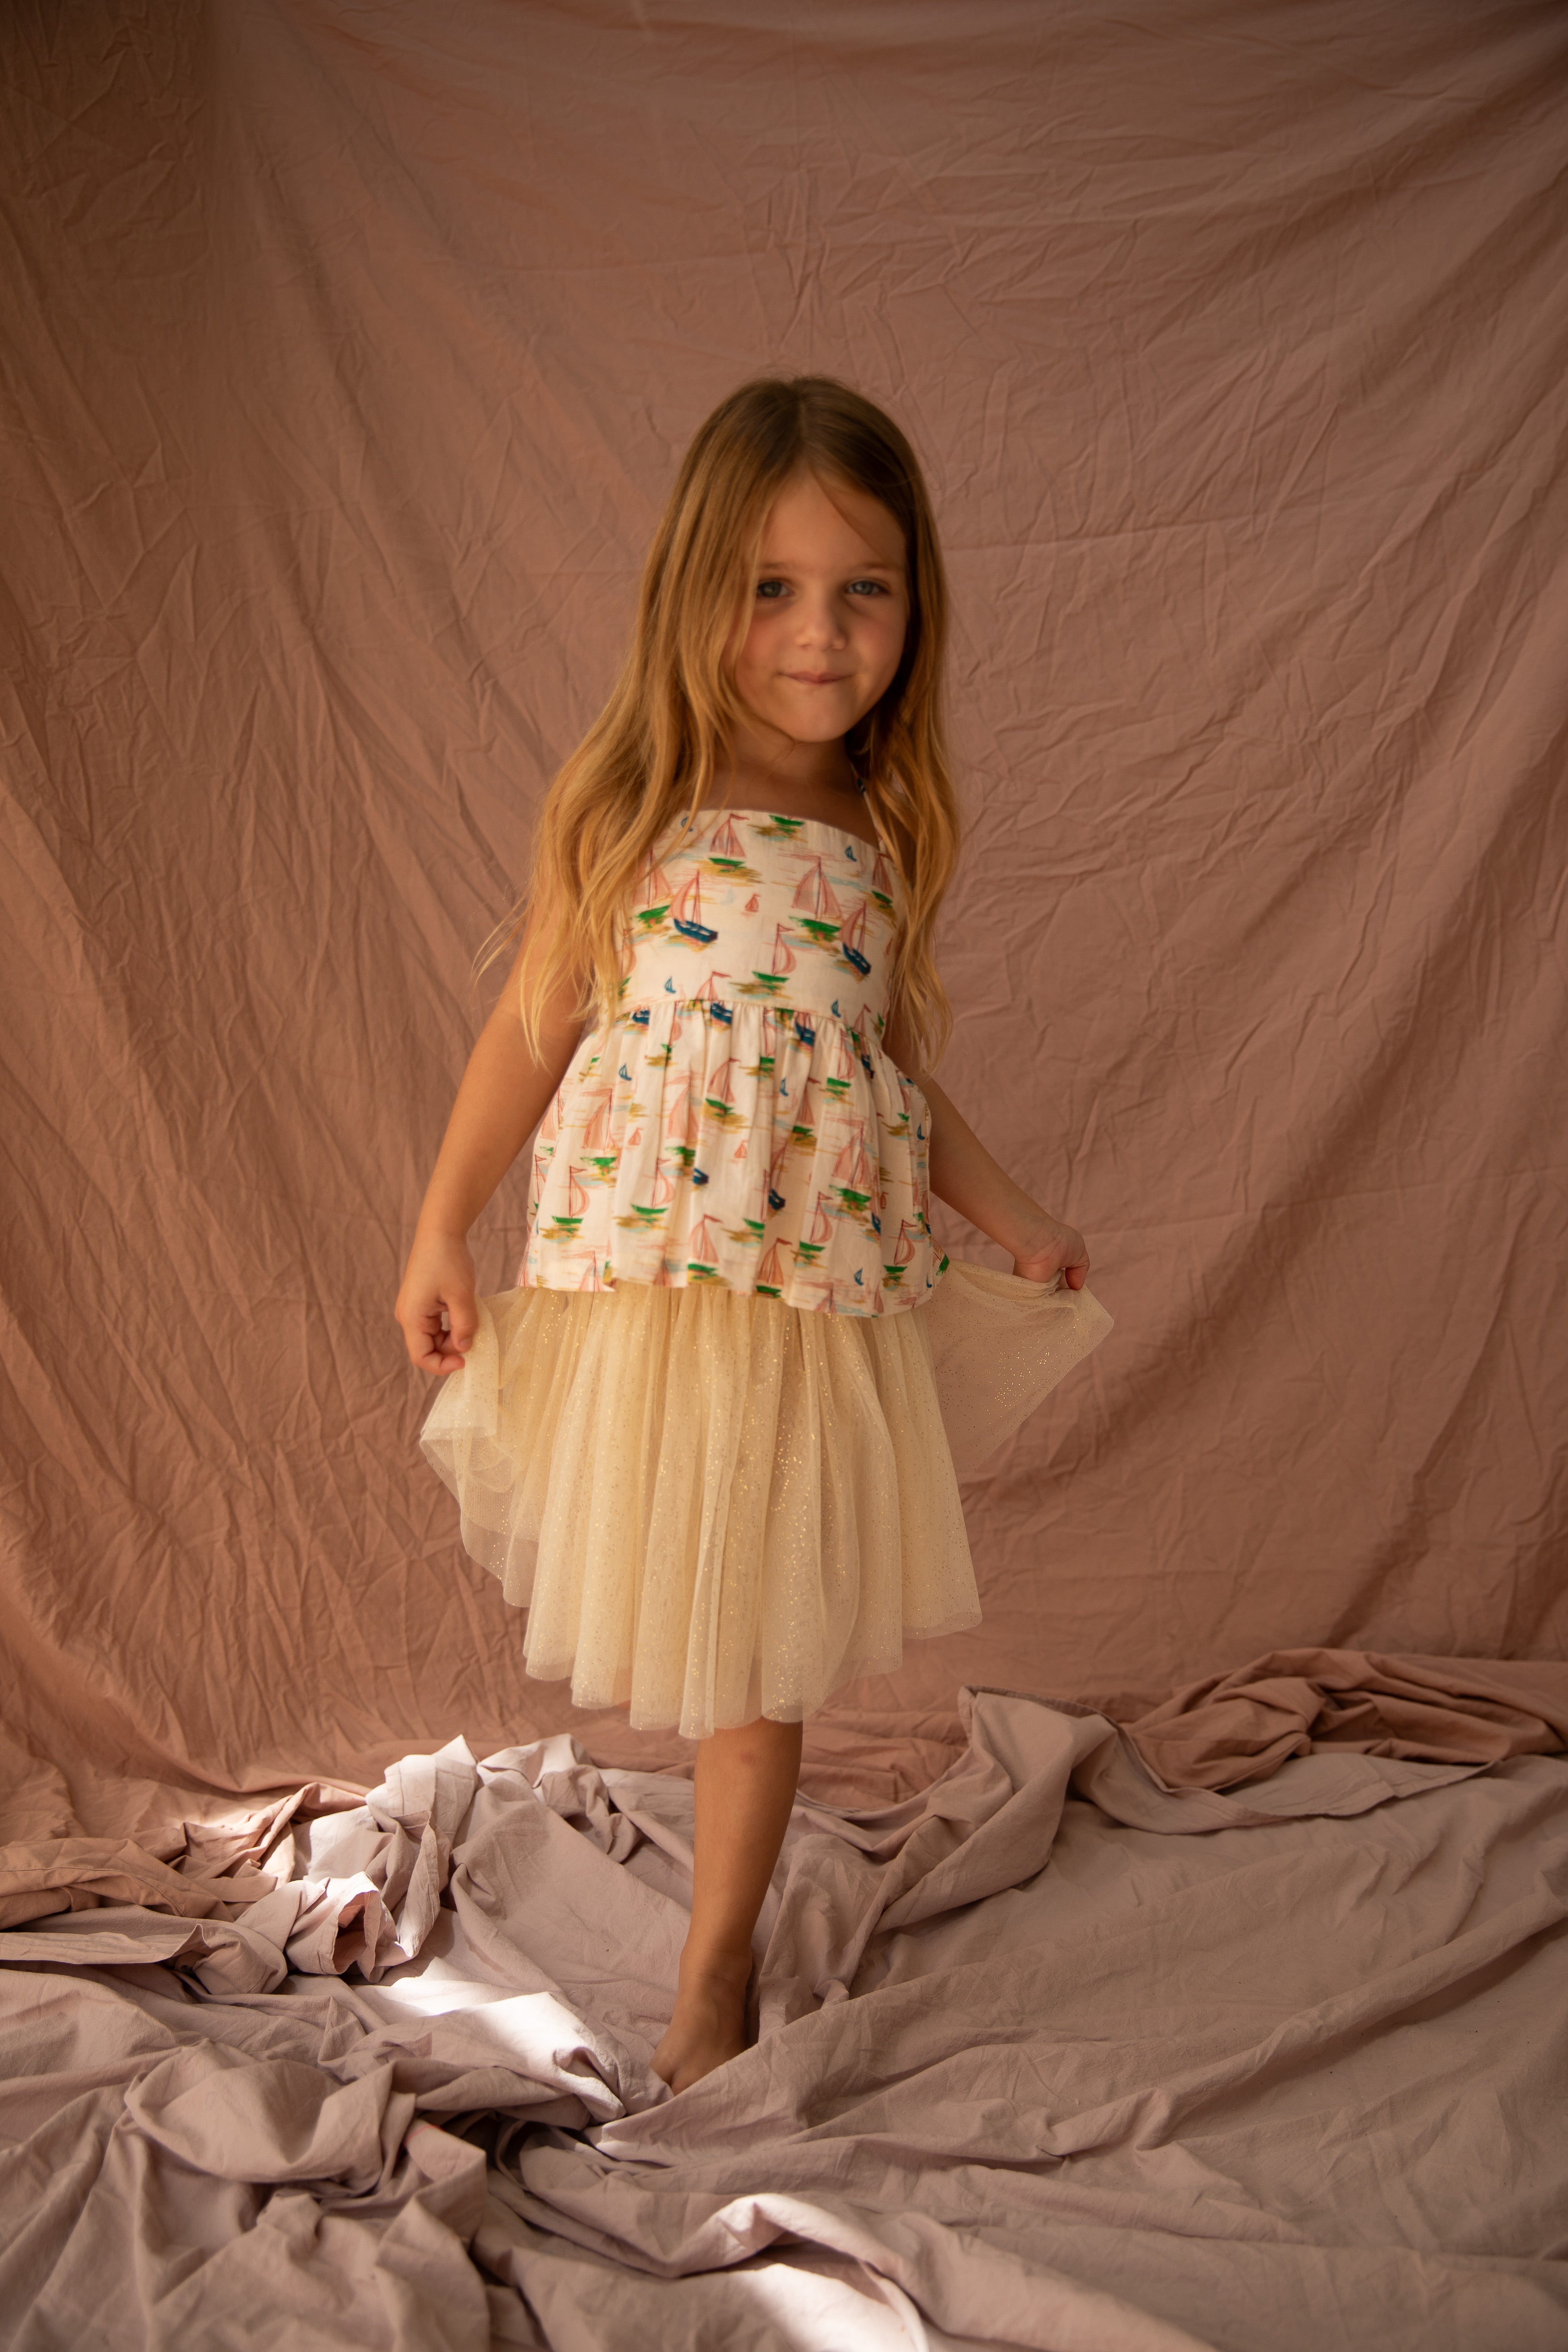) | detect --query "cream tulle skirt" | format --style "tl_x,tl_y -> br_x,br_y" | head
420,1262 -> 1111,1741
